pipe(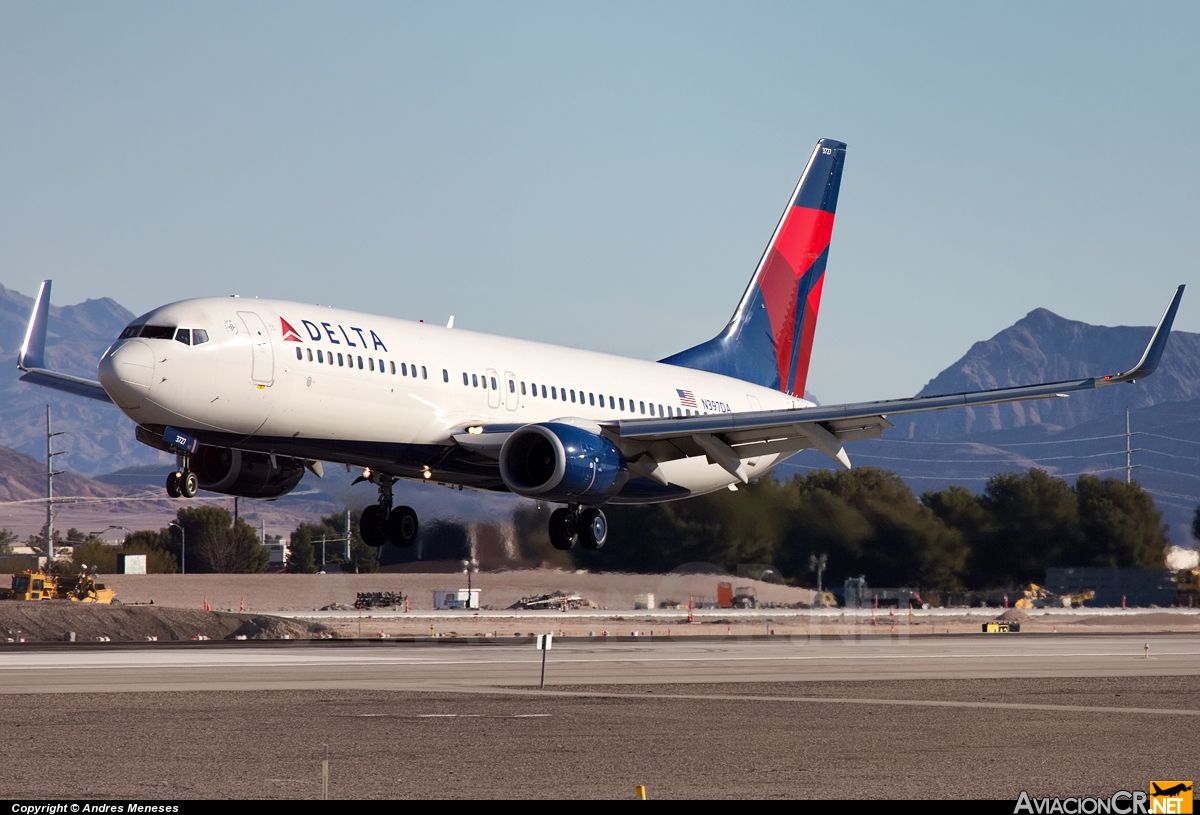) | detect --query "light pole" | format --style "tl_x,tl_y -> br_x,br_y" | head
168,520 -> 186,575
